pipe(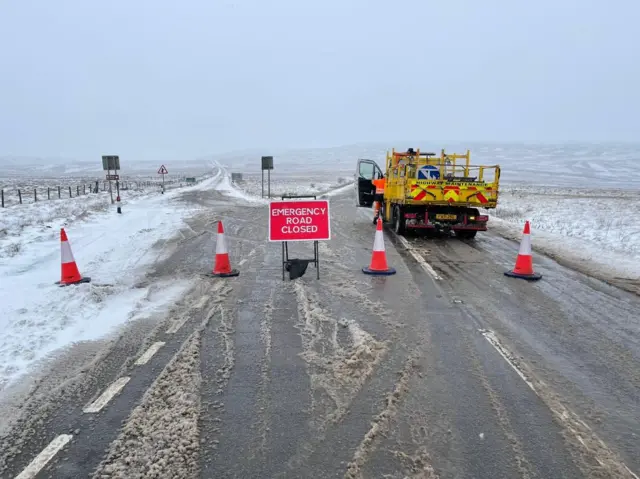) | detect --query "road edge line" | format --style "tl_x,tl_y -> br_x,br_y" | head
480,328 -> 639,479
